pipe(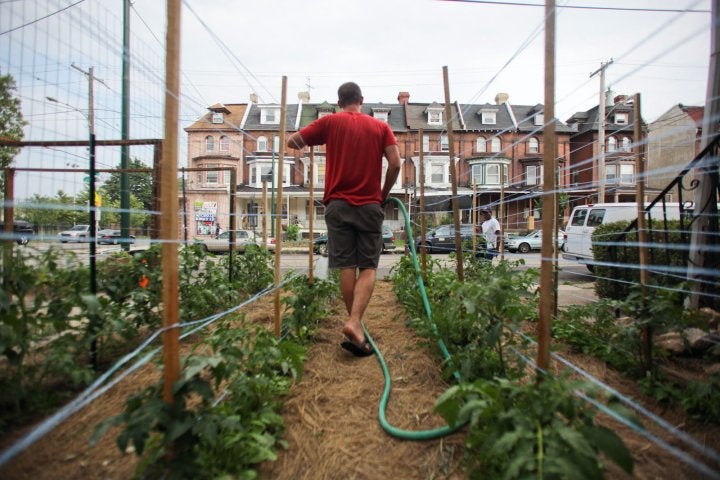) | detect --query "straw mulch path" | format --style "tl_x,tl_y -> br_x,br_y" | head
259,279 -> 466,480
